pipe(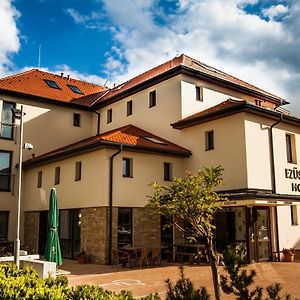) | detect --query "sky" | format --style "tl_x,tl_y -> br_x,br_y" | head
1,0 -> 300,113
